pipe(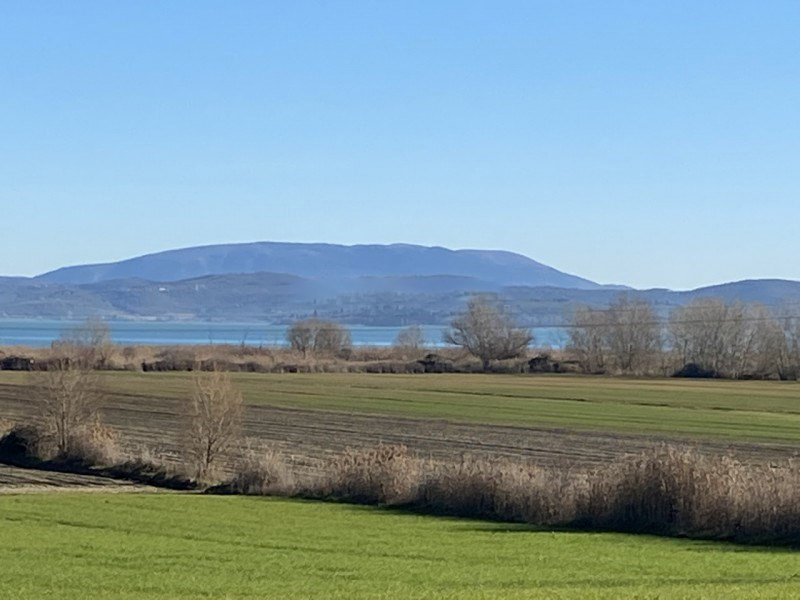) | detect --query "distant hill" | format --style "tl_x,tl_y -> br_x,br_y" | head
35,242 -> 604,290
0,272 -> 502,322
2,243 -> 799,325
503,279 -> 800,324
680,279 -> 800,306
2,271 -> 800,325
